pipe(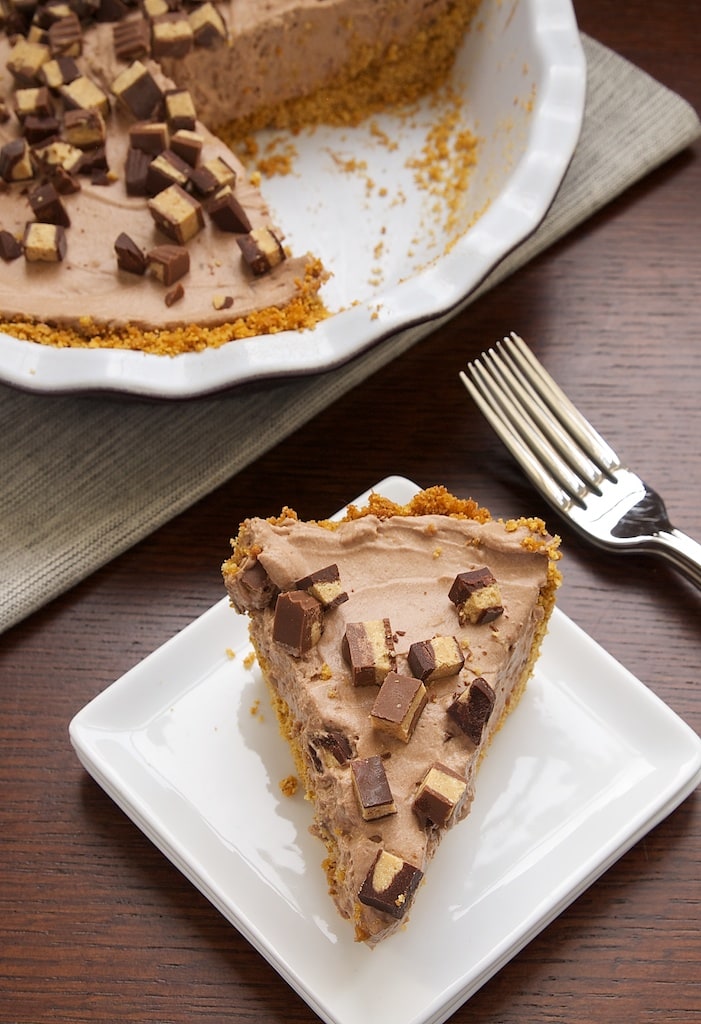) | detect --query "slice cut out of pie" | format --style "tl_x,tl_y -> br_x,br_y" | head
222,486 -> 561,944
